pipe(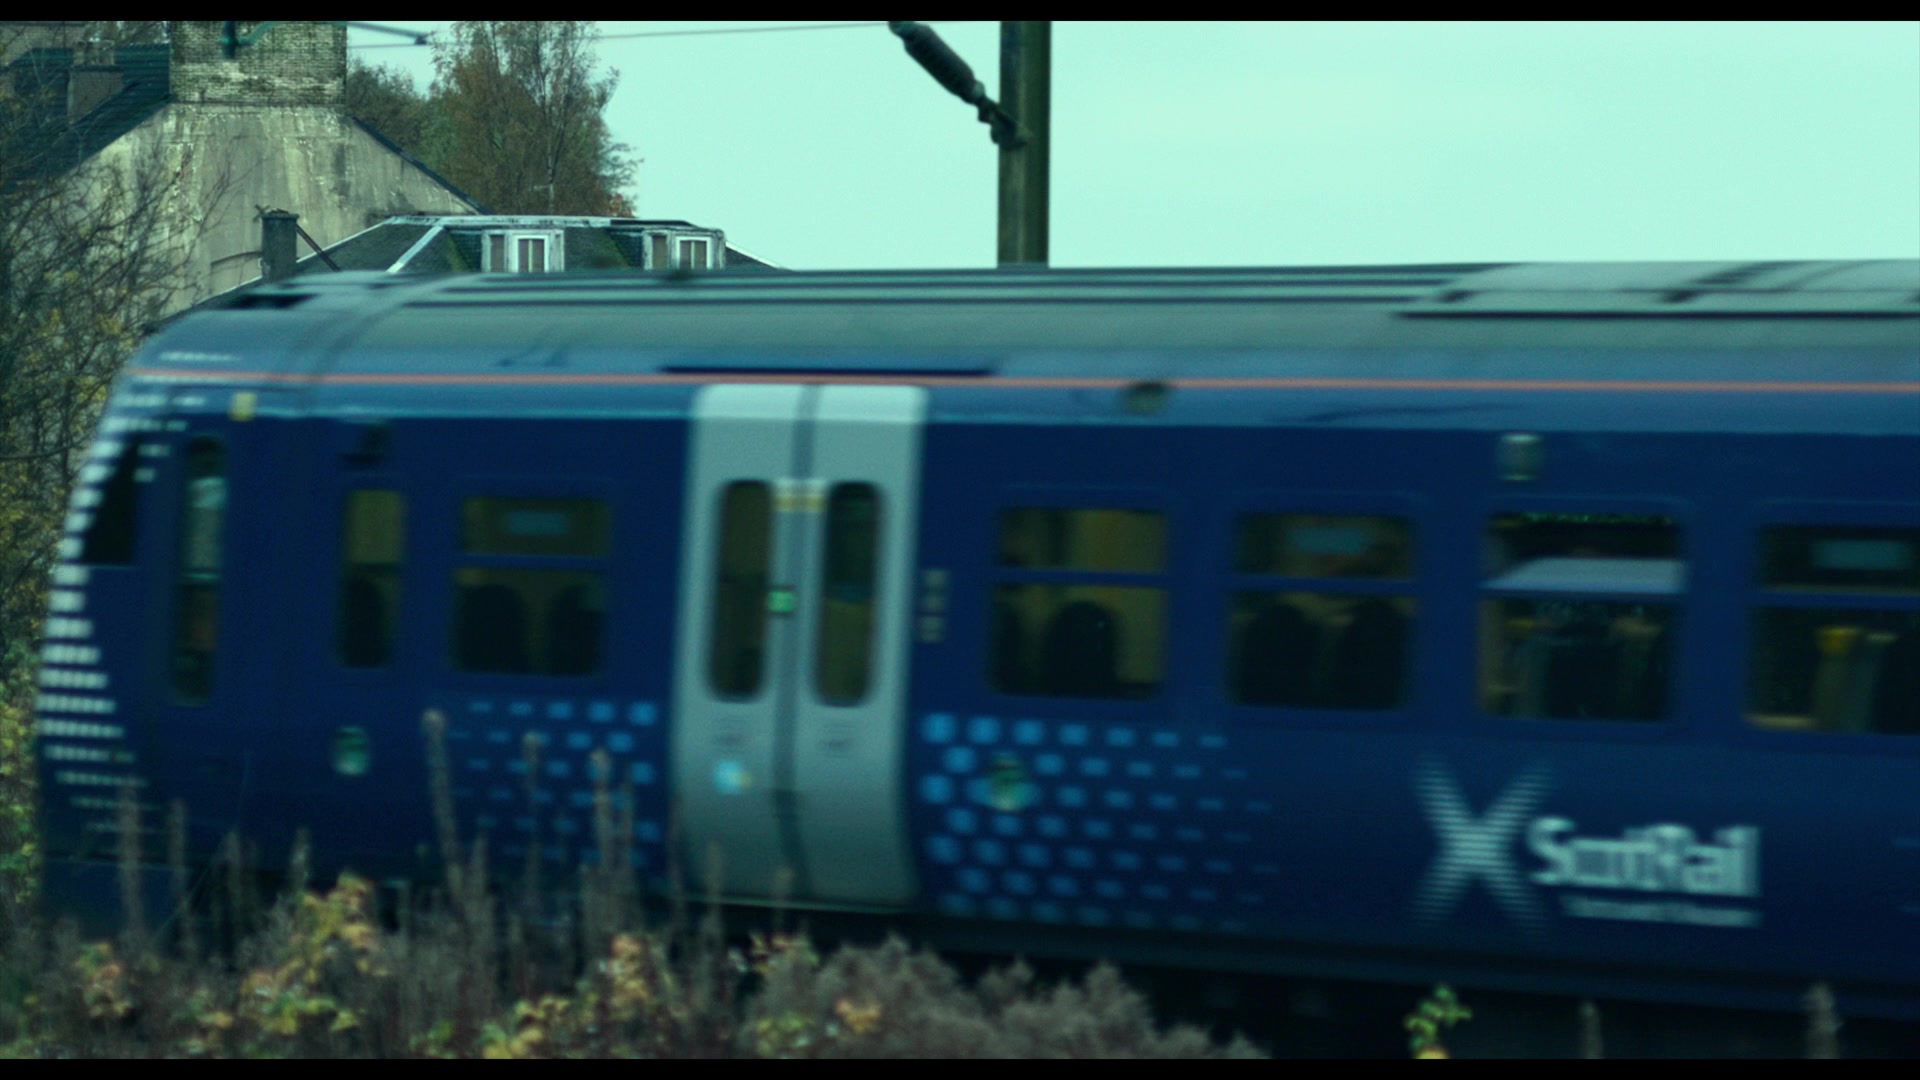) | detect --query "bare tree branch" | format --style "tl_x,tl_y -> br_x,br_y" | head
0,43 -> 192,666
